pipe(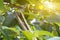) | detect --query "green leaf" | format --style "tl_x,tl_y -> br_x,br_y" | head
22,31 -> 33,40
0,16 -> 5,26
33,30 -> 54,37
0,0 -> 4,10
11,0 -> 16,4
